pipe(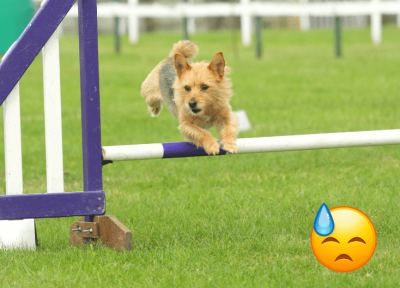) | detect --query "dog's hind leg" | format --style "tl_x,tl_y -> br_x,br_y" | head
141,63 -> 163,117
